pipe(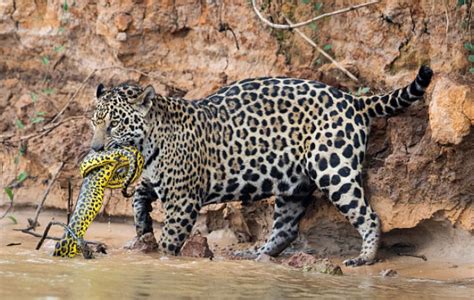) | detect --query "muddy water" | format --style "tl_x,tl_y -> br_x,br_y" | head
1,210 -> 473,299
